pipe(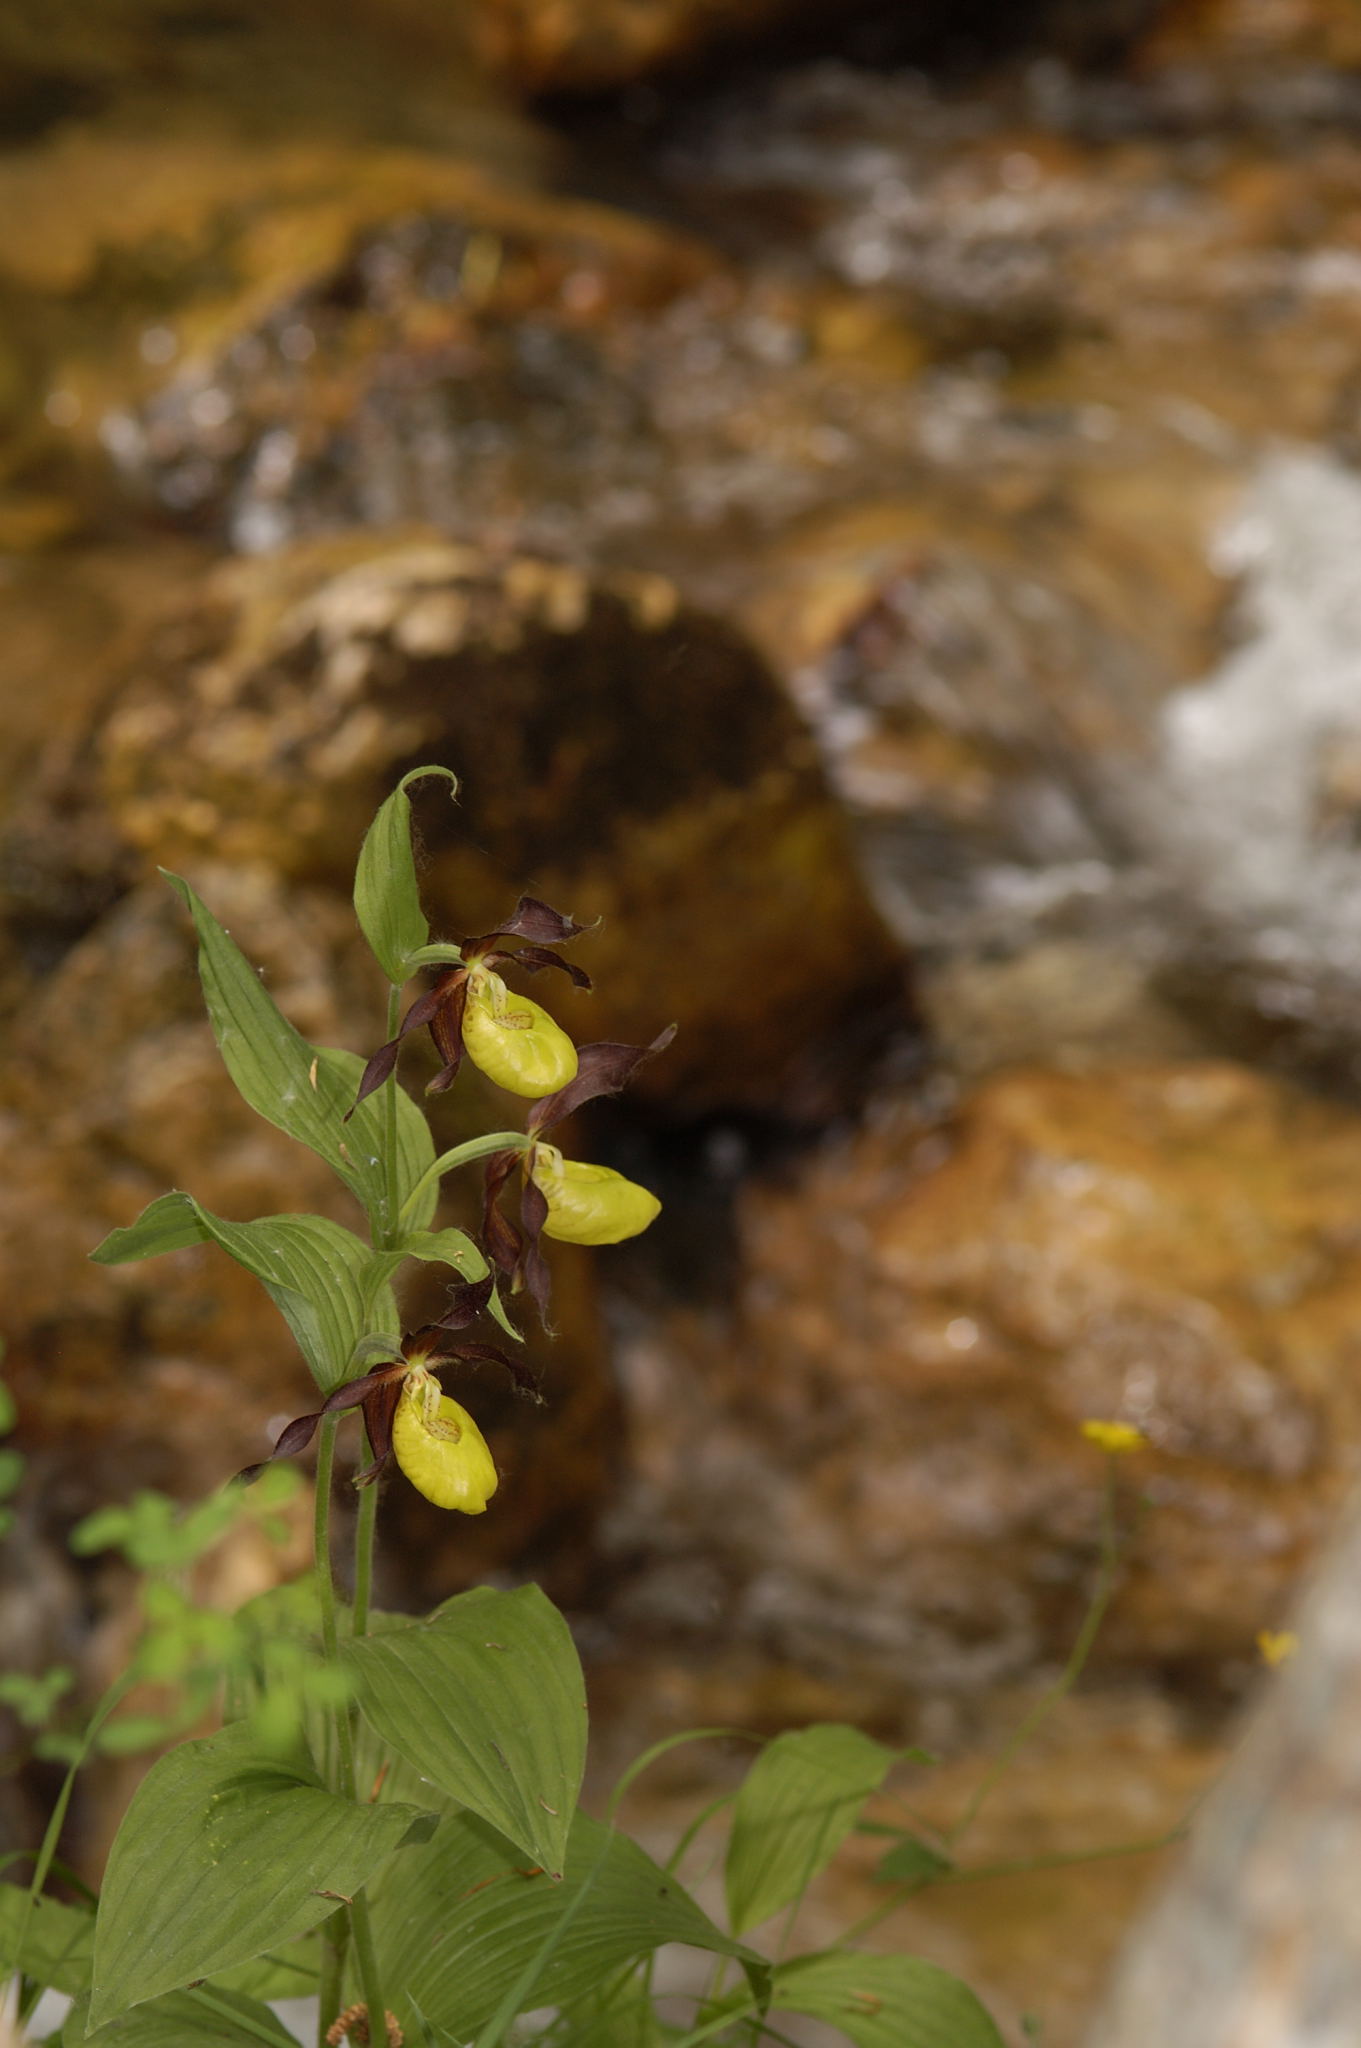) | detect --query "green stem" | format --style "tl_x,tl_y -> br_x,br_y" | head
314,1415 -> 343,1670
379,983 -> 403,1252
667,1788 -> 739,1877
837,1823 -> 1188,1948
13,1674 -> 135,2020
313,1425 -> 358,1800
946,1458 -> 1123,1853
351,1431 -> 379,1640
398,1131 -> 529,1231
313,1413 -> 387,2036
348,1892 -> 390,2047
348,981 -> 403,1638
934,1824 -> 1189,1888
315,1908 -> 349,2048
